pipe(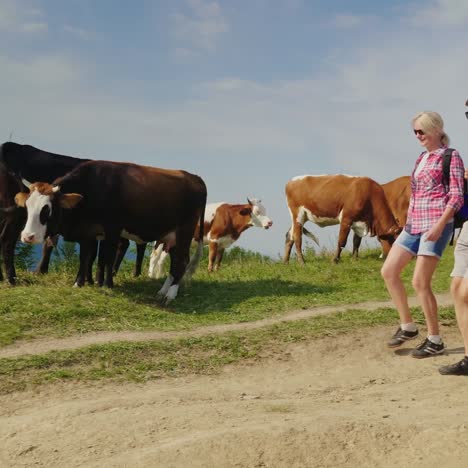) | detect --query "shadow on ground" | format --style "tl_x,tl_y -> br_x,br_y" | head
117,277 -> 338,315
